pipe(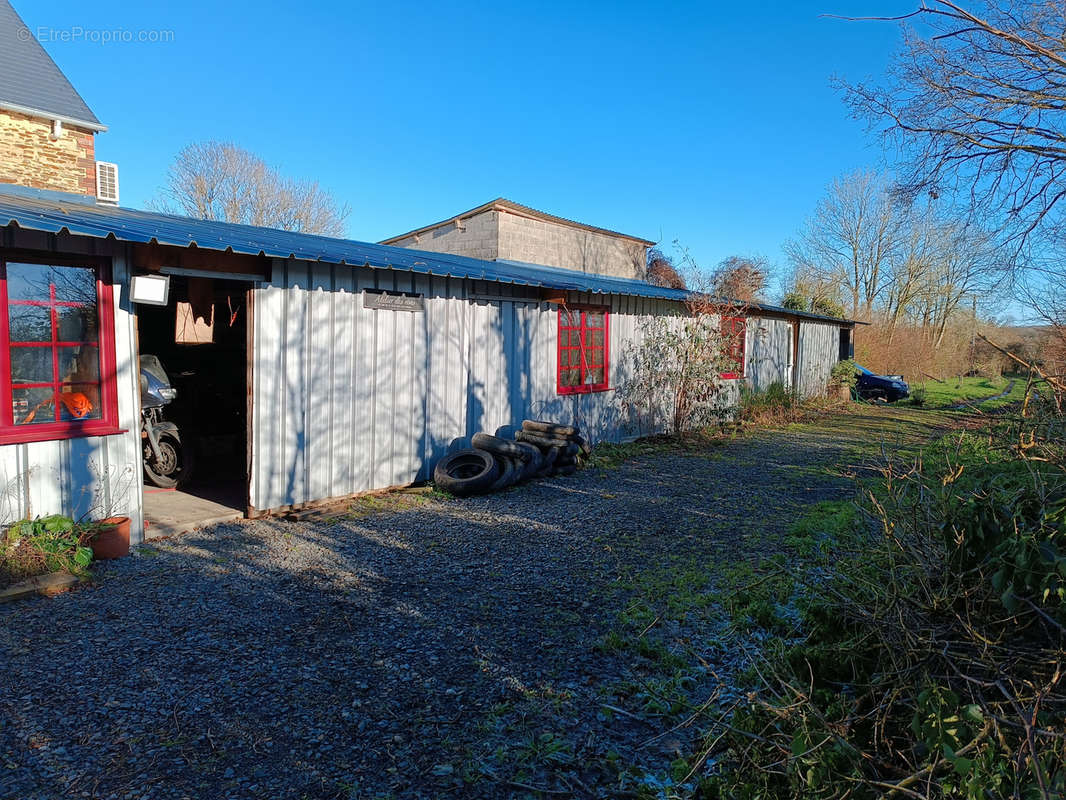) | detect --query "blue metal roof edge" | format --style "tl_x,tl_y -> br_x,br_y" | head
0,185 -> 858,324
